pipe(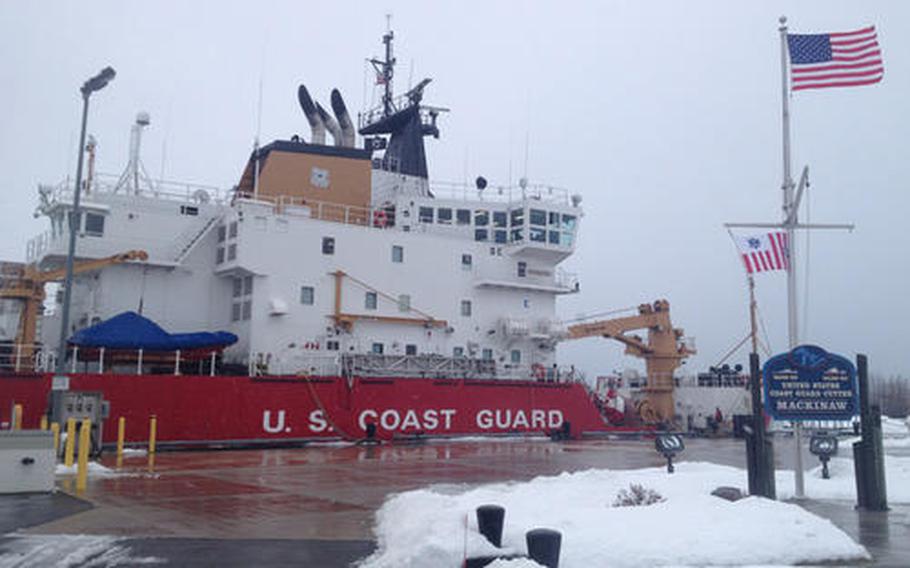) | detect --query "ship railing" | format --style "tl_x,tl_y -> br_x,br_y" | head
429,181 -> 574,206
237,195 -> 398,230
249,353 -> 342,377
0,344 -> 55,373
44,173 -> 228,207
